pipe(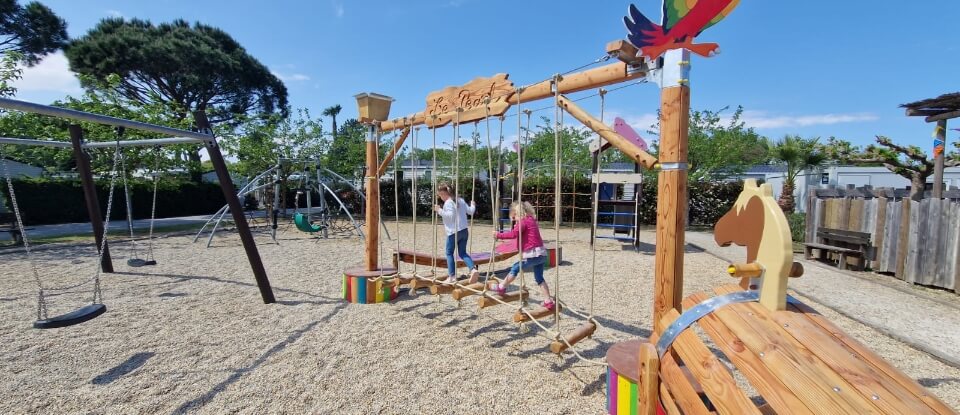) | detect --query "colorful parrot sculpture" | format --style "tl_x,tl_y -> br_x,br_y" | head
624,0 -> 740,60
